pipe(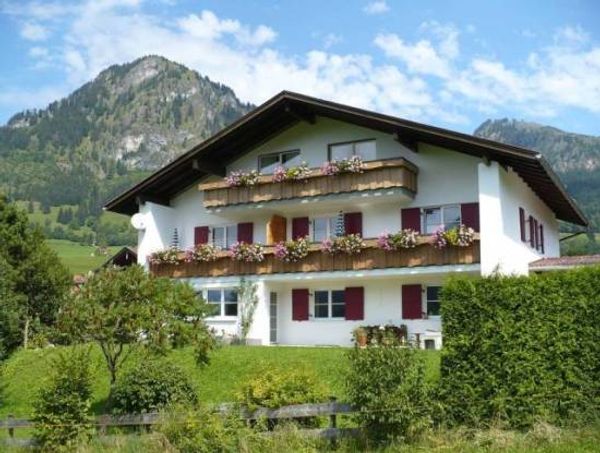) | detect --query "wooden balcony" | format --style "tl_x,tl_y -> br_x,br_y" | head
150,237 -> 480,279
198,158 -> 418,209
